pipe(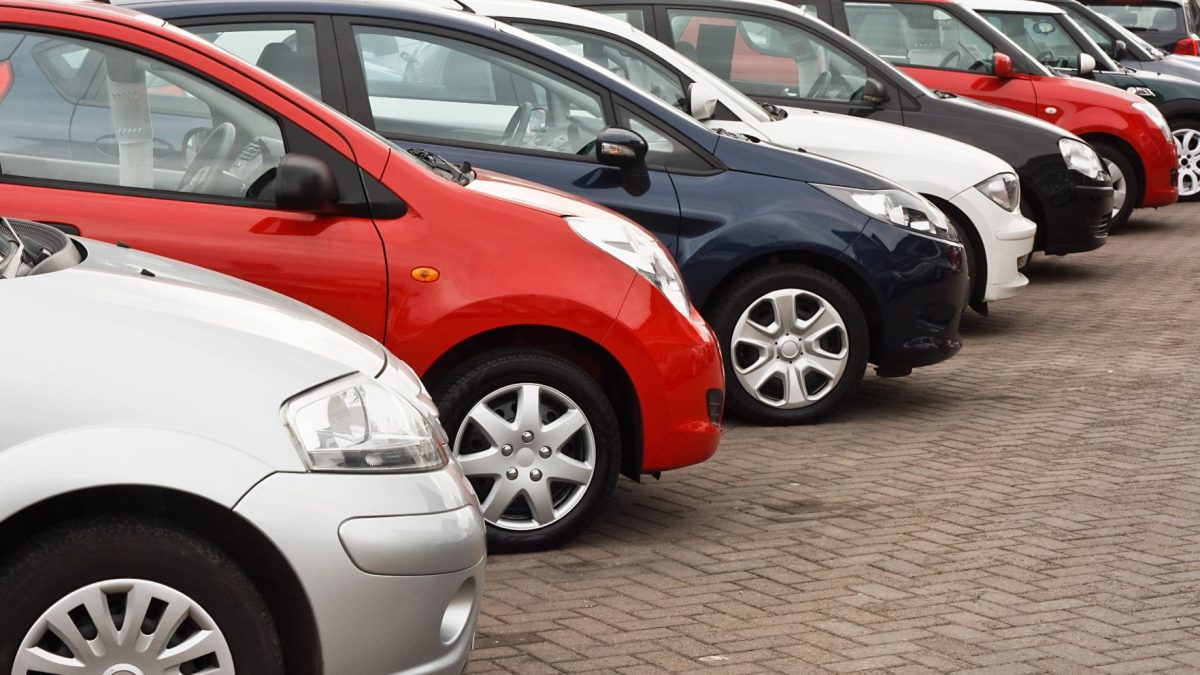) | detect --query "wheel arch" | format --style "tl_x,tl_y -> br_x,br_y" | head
421,325 -> 643,480
924,194 -> 986,308
0,485 -> 322,675
1079,132 -> 1145,203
